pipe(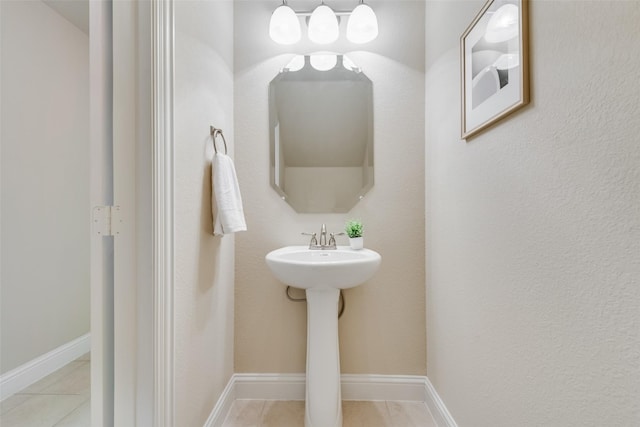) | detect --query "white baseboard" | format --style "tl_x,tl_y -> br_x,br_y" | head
234,373 -> 306,401
341,374 -> 428,402
424,377 -> 458,427
203,375 -> 238,427
0,333 -> 90,401
204,373 -> 457,427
